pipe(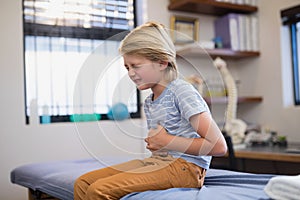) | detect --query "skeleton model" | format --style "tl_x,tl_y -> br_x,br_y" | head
186,75 -> 204,95
213,57 -> 247,144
